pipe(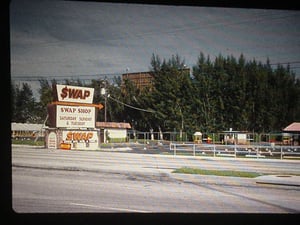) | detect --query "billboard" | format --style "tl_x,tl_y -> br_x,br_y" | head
55,84 -> 94,104
47,104 -> 97,128
57,105 -> 95,128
